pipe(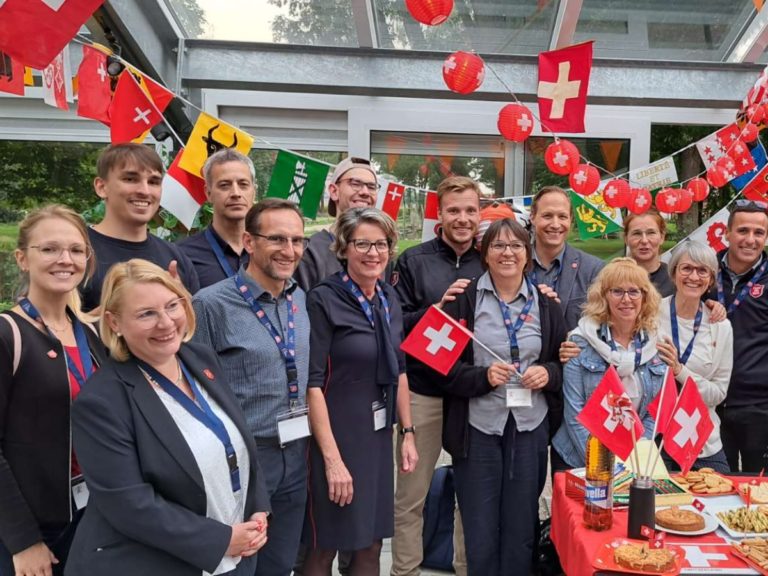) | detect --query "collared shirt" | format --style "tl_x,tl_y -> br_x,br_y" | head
177,225 -> 249,290
532,244 -> 566,289
721,251 -> 764,292
191,266 -> 310,439
469,272 -> 546,434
